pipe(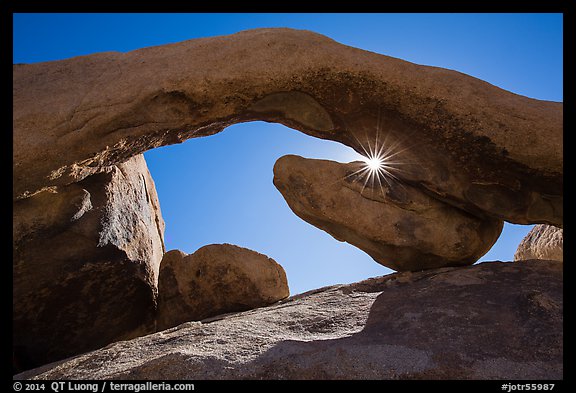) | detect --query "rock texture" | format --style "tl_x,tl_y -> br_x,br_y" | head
15,260 -> 563,380
13,154 -> 165,371
274,155 -> 503,271
12,28 -> 564,374
13,28 -> 562,226
157,245 -> 289,331
515,224 -> 563,262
